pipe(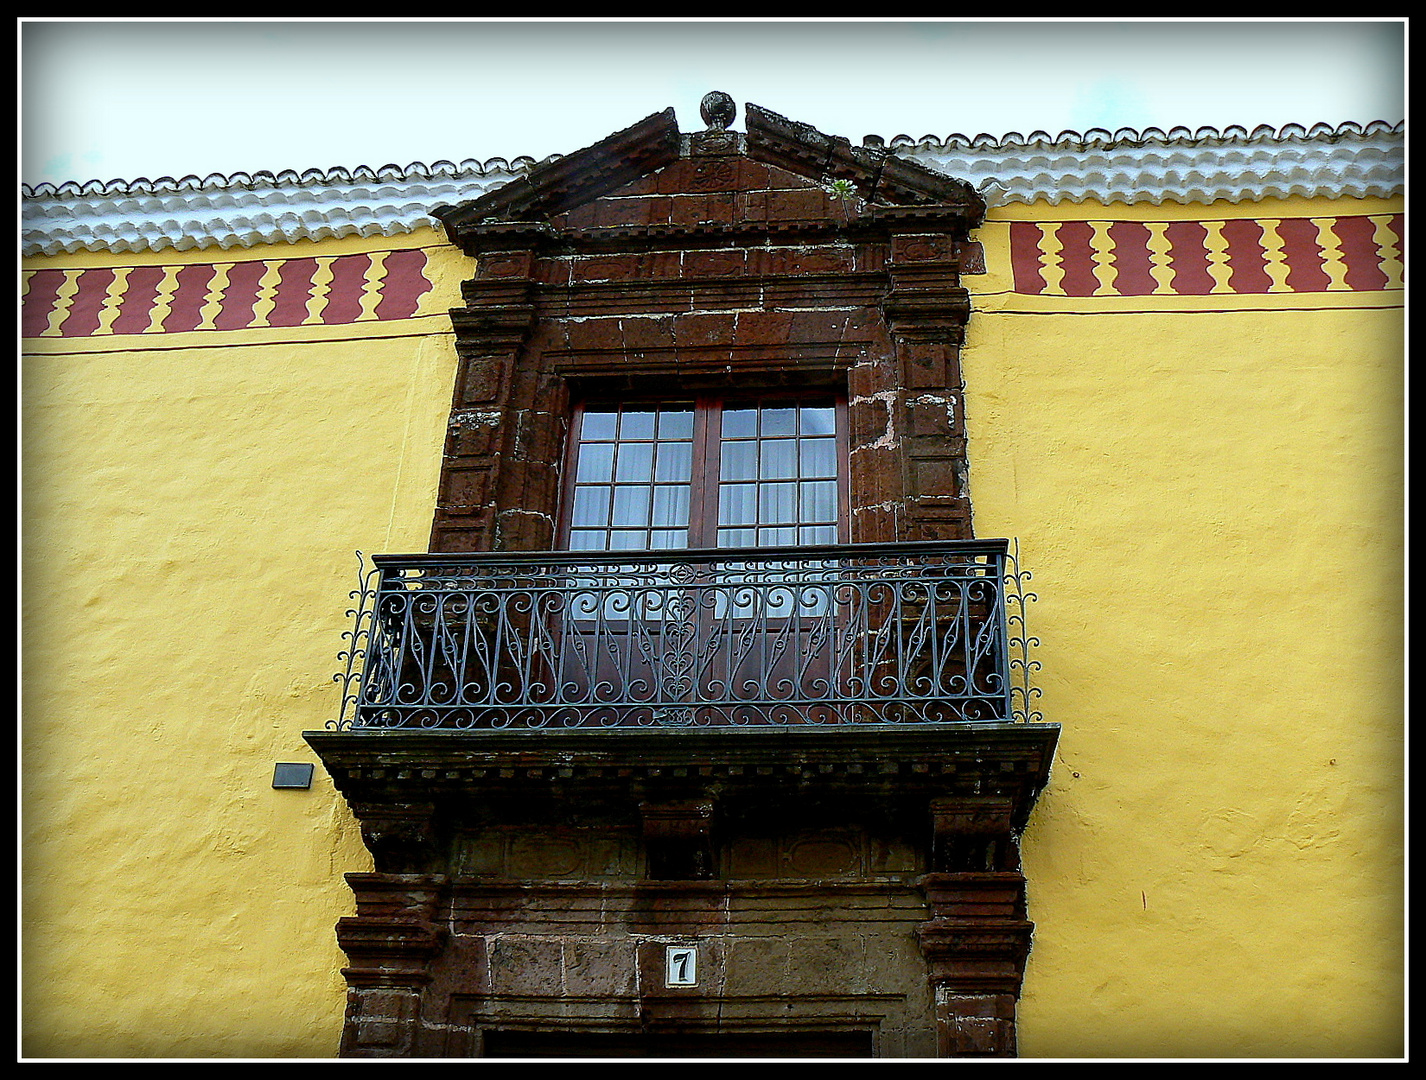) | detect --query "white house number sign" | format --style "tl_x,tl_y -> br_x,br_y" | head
665,945 -> 698,987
